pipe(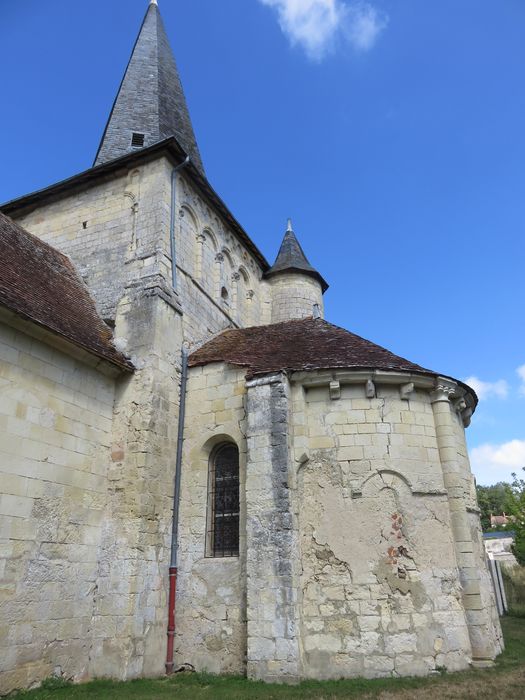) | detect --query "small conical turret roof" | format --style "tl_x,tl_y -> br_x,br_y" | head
94,1 -> 204,173
265,220 -> 328,292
